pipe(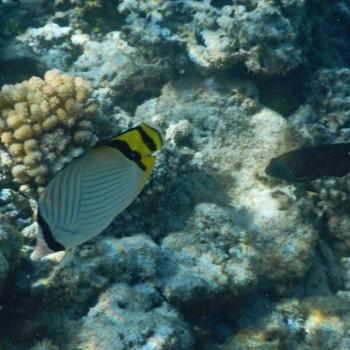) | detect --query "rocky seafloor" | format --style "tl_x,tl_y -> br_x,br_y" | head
1,0 -> 350,349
